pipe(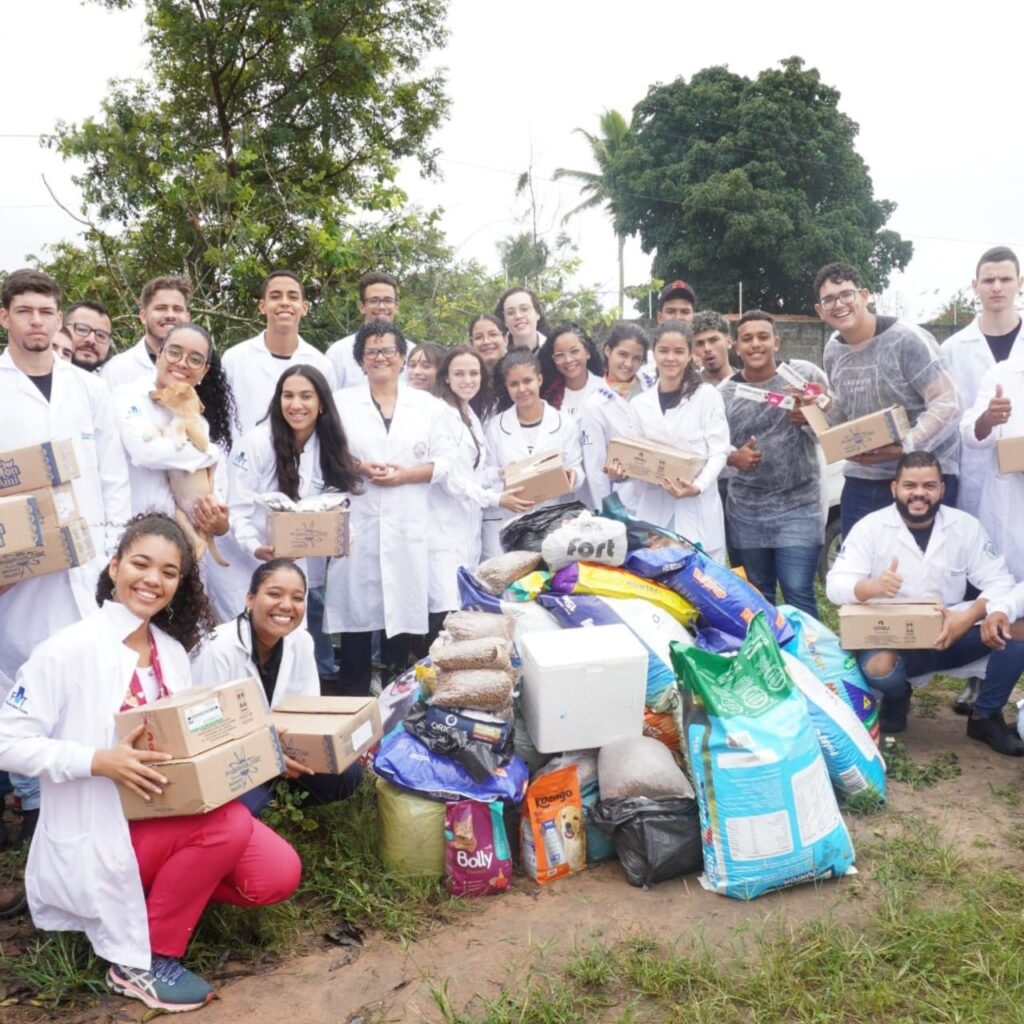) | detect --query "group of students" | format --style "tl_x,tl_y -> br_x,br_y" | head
1,242 -> 1024,1012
